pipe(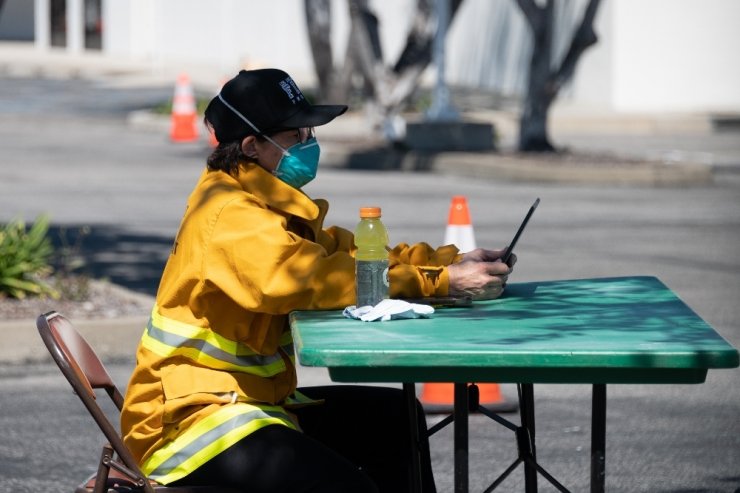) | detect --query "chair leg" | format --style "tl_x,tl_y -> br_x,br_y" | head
105,453 -> 155,493
93,444 -> 113,493
93,444 -> 155,493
